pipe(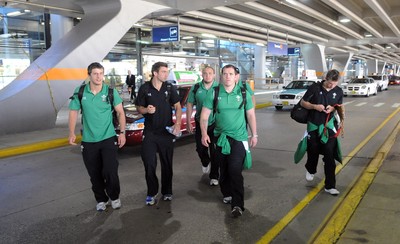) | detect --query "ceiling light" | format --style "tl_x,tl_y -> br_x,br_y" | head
7,11 -> 24,17
256,43 -> 265,46
338,16 -> 350,23
364,32 -> 373,37
181,36 -> 193,40
201,33 -> 217,38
